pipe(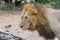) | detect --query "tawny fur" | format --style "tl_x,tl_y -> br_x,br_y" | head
20,4 -> 55,40
37,4 -> 60,40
